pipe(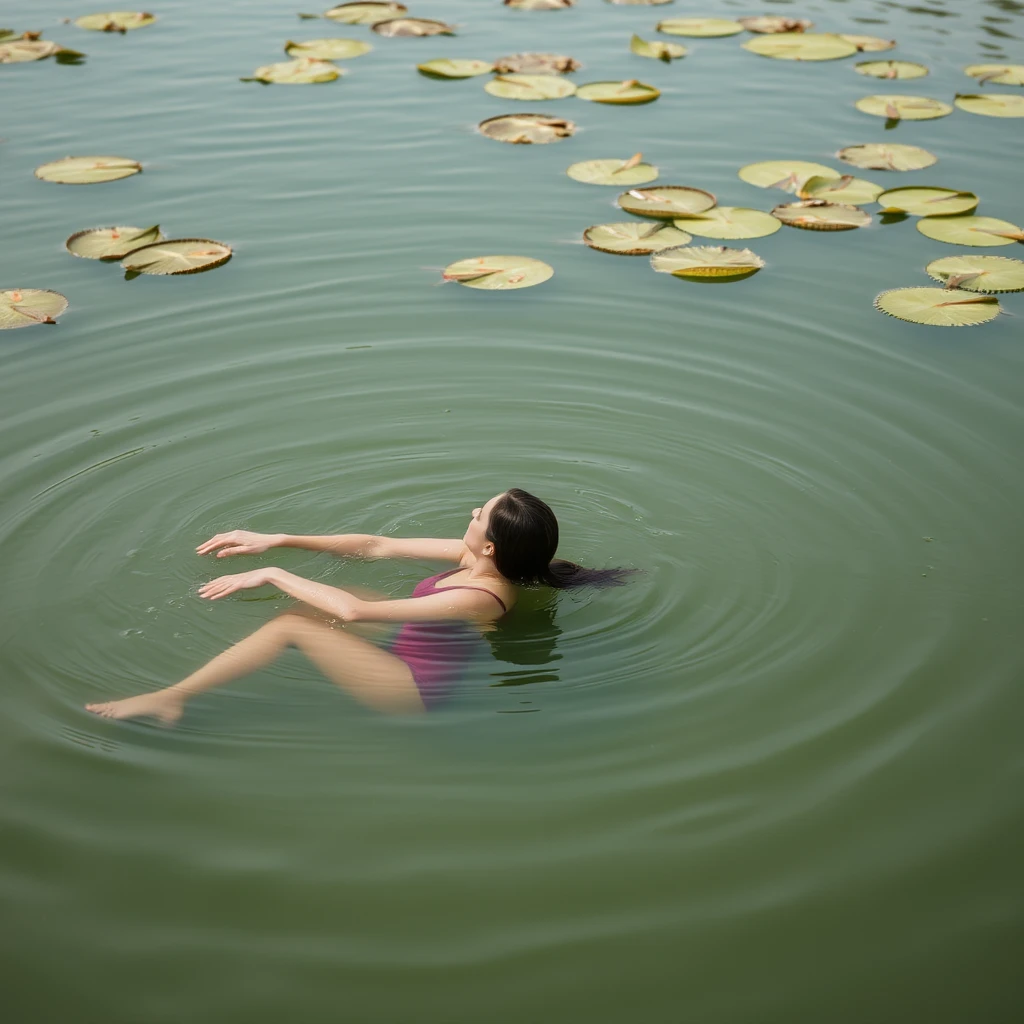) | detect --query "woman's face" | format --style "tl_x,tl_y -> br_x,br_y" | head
463,493 -> 503,556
